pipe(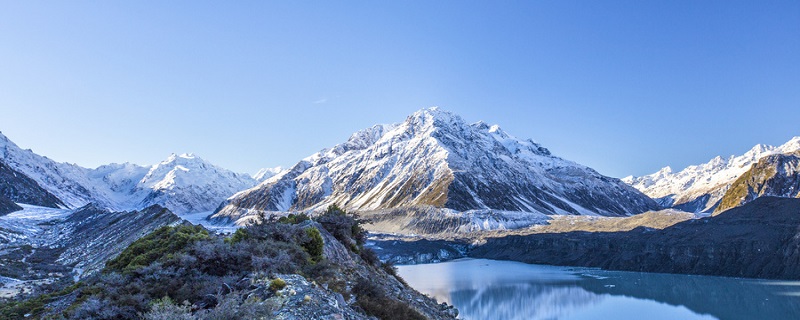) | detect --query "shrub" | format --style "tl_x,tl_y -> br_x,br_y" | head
381,261 -> 409,286
353,278 -> 425,320
143,297 -> 193,320
225,228 -> 249,244
317,204 -> 366,250
278,213 -> 310,225
0,282 -> 82,319
105,225 -> 209,273
269,278 -> 287,291
302,227 -> 324,262
359,247 -> 379,266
